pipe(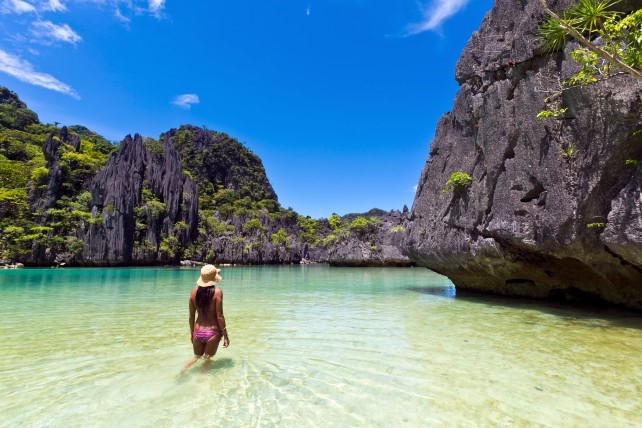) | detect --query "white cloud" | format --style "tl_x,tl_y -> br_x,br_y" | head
1,0 -> 37,14
3,1 -> 167,24
305,5 -> 310,16
31,20 -> 82,45
172,93 -> 199,109
114,7 -> 131,24
44,0 -> 66,11
405,0 -> 470,35
0,48 -> 79,98
148,0 -> 164,15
